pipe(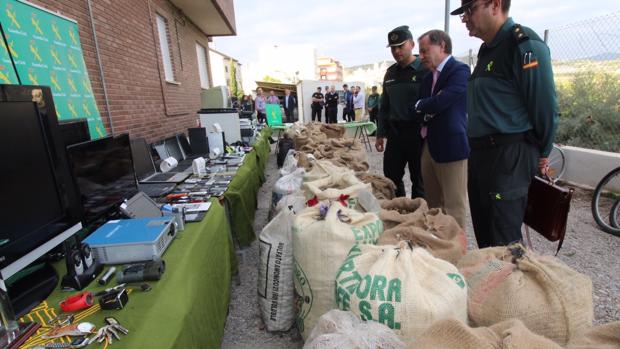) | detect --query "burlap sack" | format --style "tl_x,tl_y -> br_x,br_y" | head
320,124 -> 345,139
457,244 -> 594,346
335,241 -> 468,345
304,160 -> 351,182
378,208 -> 467,265
303,171 -> 370,208
566,321 -> 620,349
356,174 -> 397,200
379,198 -> 429,230
411,318 -> 563,349
293,202 -> 384,339
274,190 -> 307,215
329,149 -> 369,172
304,310 -> 405,349
258,209 -> 296,331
